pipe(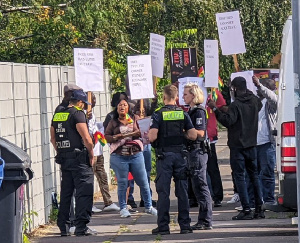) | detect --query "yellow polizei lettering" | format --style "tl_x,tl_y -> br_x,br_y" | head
162,111 -> 184,121
53,113 -> 70,121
